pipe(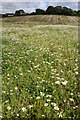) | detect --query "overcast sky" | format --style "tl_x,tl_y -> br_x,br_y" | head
0,0 -> 80,14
